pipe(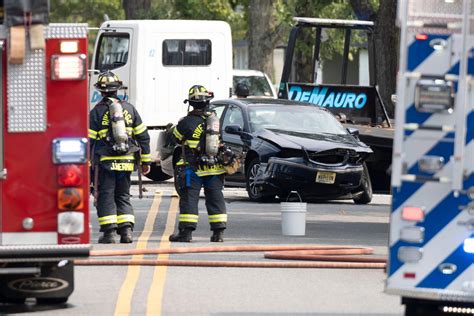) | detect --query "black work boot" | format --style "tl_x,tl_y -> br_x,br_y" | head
119,227 -> 133,244
169,228 -> 193,242
210,229 -> 224,242
98,229 -> 116,244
